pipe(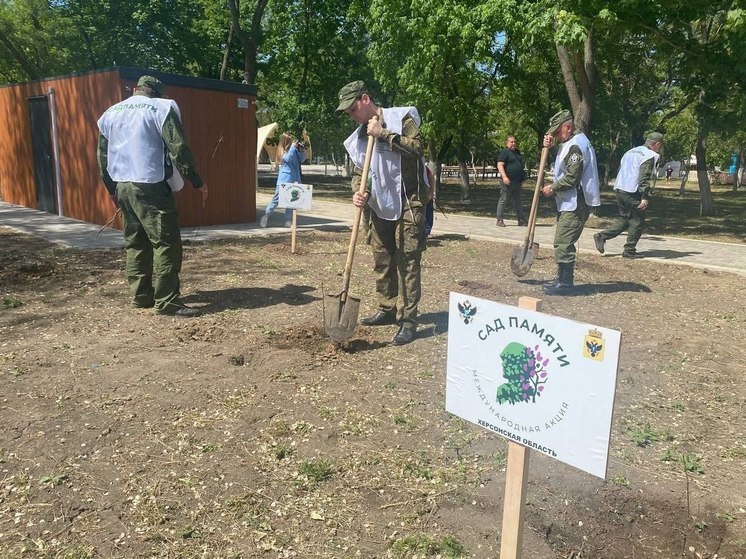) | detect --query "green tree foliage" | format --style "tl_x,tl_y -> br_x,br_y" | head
362,0 -> 504,200
257,0 -> 371,159
0,0 -> 81,80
